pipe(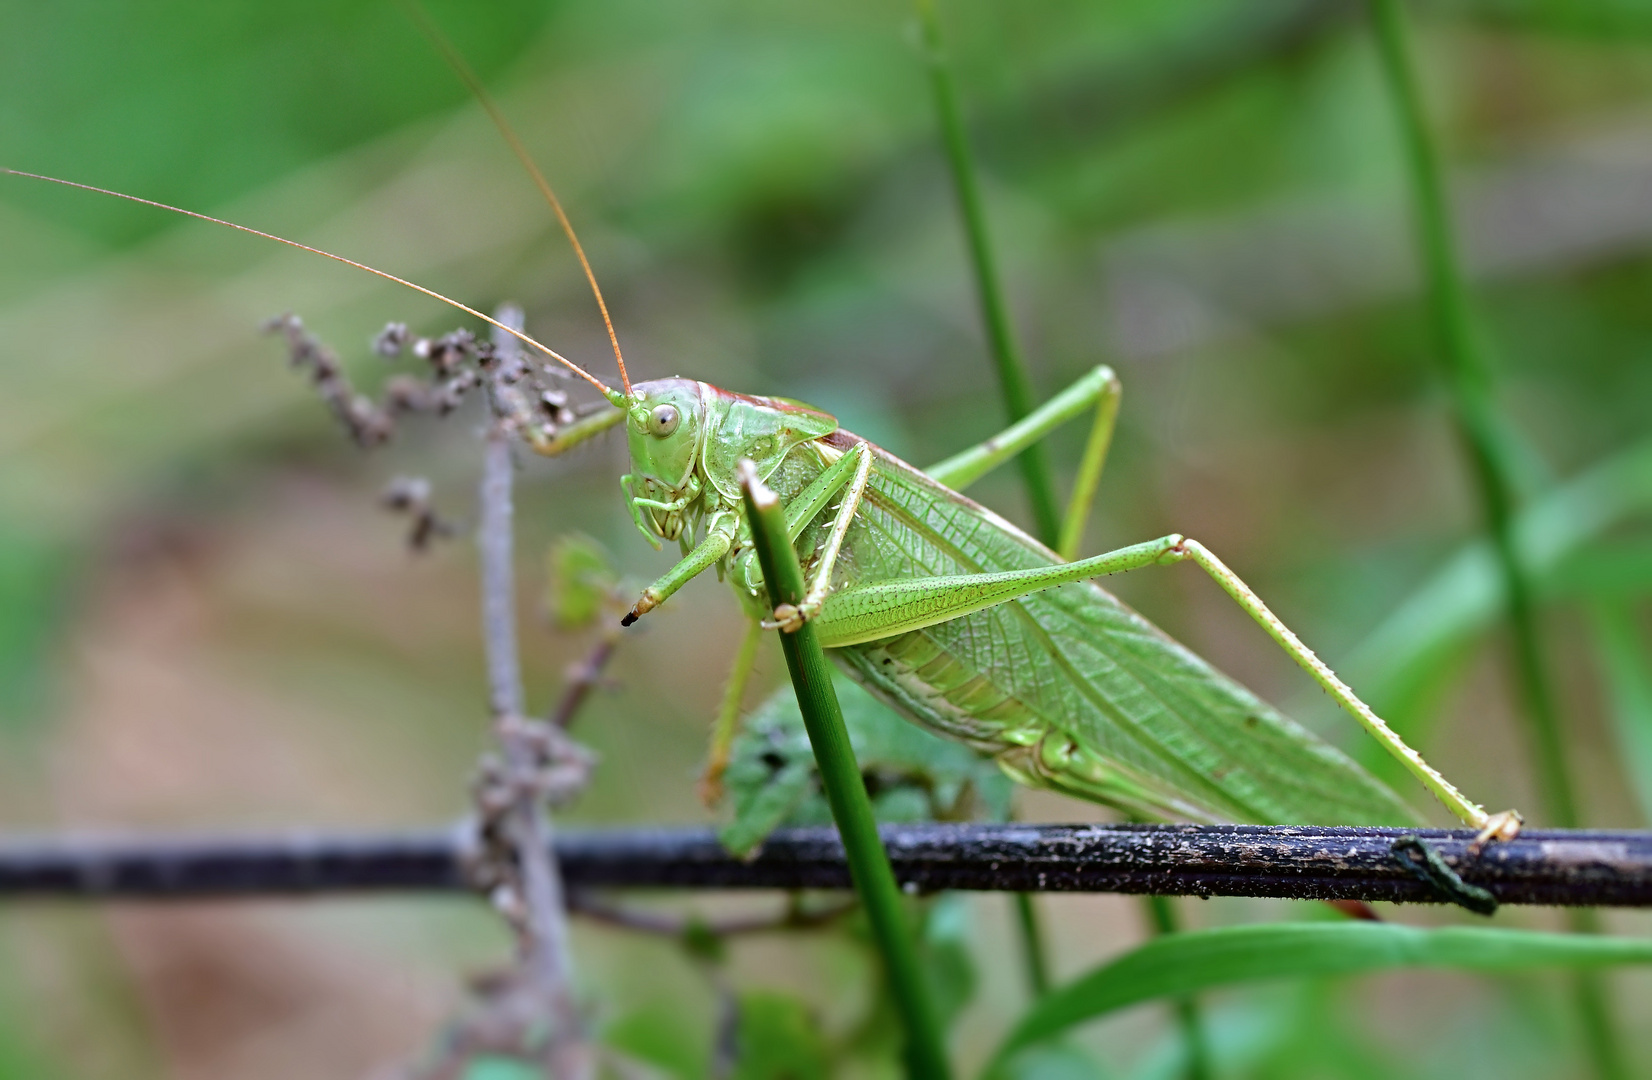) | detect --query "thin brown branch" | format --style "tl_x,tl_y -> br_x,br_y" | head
3,823 -> 1649,906
461,305 -> 589,1079
549,636 -> 619,730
